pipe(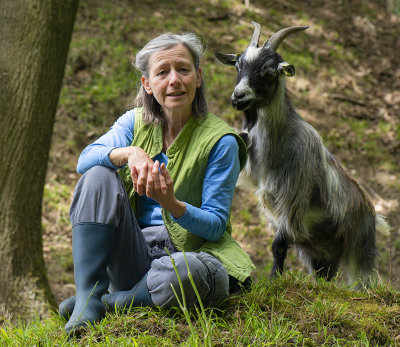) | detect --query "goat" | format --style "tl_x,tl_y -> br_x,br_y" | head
215,22 -> 390,287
